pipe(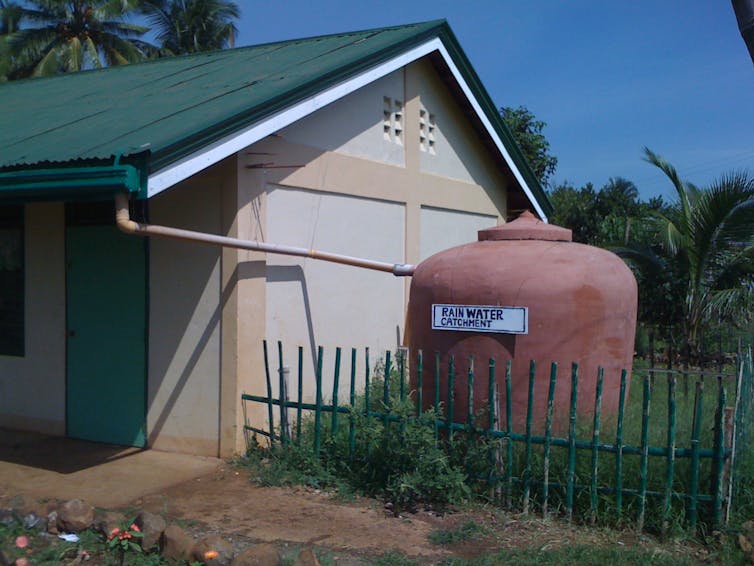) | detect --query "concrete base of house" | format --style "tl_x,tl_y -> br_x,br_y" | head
0,428 -> 221,508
